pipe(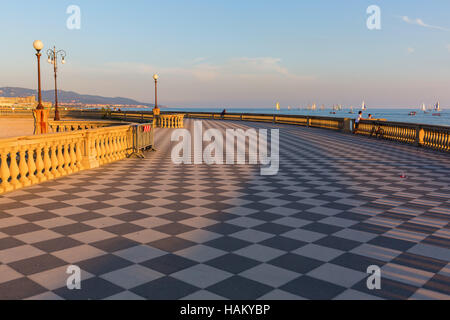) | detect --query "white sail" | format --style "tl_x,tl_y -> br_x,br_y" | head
422,103 -> 426,112
361,101 -> 366,110
435,101 -> 440,111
